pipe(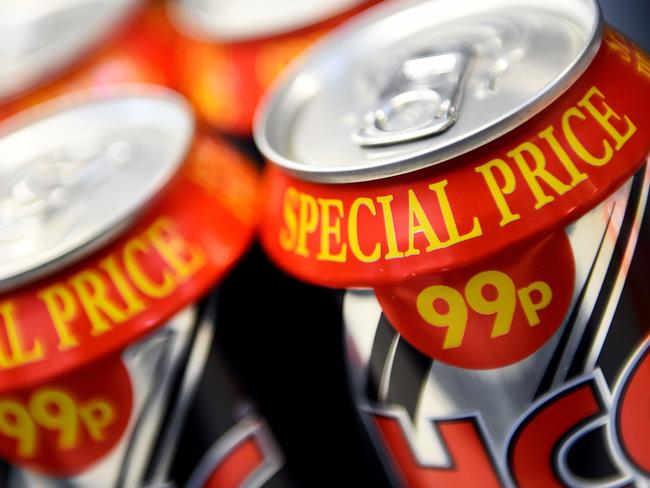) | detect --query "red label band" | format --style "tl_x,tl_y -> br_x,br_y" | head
375,232 -> 575,369
261,29 -> 650,287
0,133 -> 258,393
